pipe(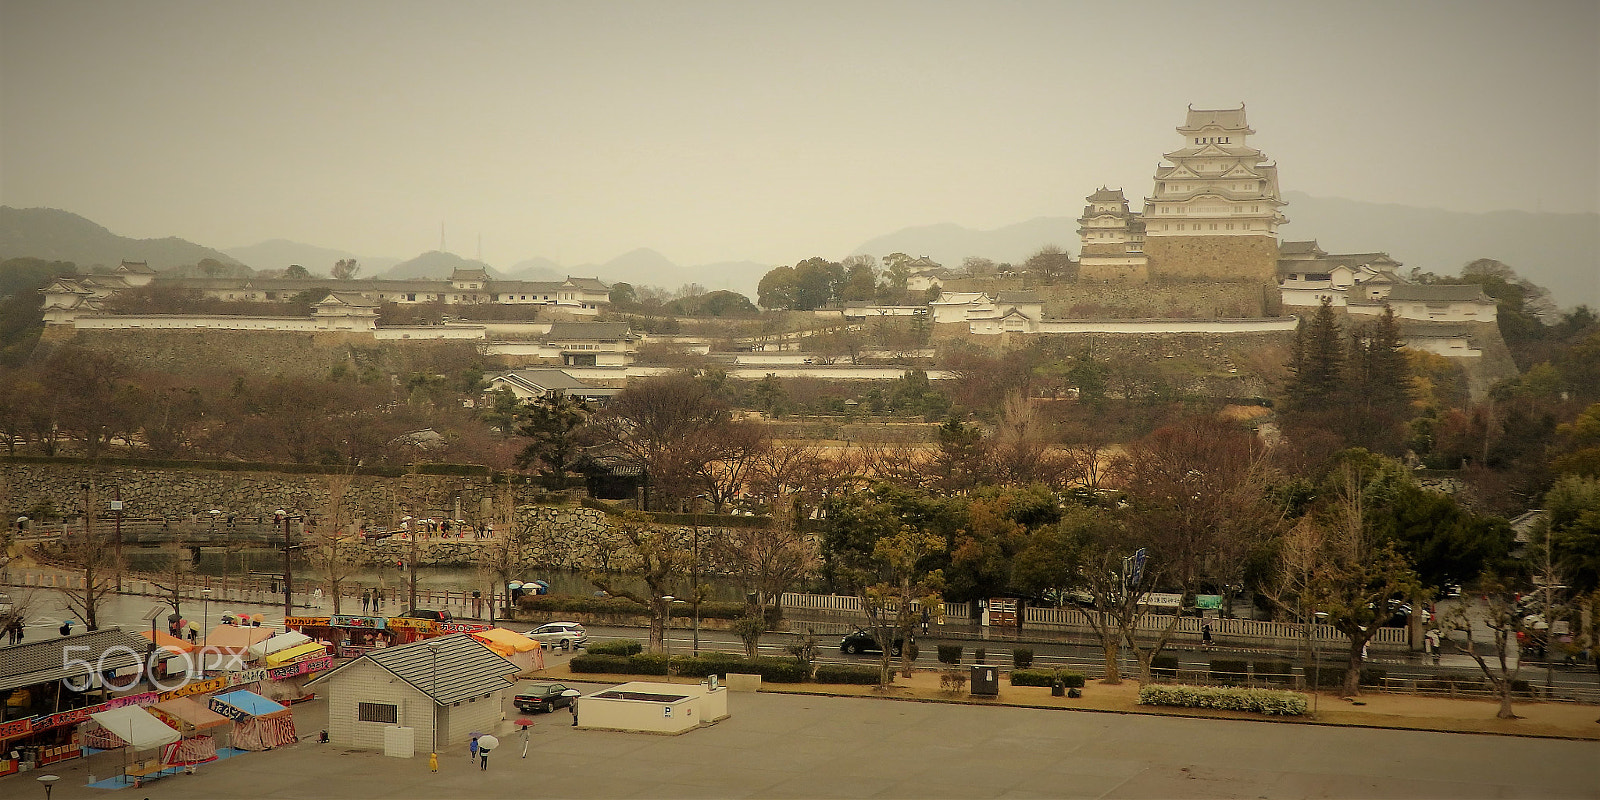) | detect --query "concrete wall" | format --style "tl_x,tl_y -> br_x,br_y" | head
441,690 -> 504,747
325,659 -> 436,750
